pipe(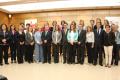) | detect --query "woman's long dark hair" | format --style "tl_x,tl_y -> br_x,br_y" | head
0,24 -> 8,31
9,24 -> 16,31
